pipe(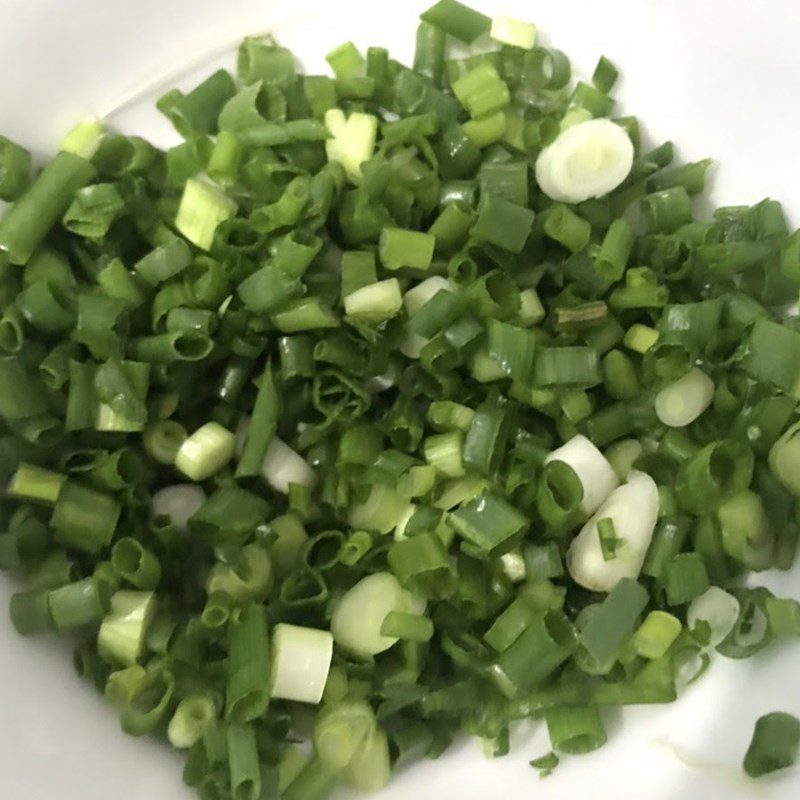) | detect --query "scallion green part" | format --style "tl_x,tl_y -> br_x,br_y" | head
743,712 -> 800,778
0,10 -> 799,798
